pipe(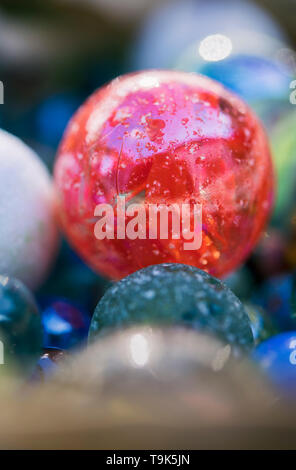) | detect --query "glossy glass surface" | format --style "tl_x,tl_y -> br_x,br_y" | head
40,297 -> 90,349
55,70 -> 273,280
253,332 -> 296,398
